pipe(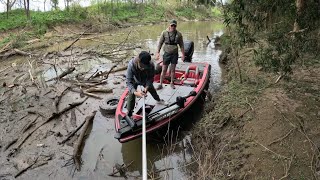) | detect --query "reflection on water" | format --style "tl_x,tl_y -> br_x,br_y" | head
77,21 -> 224,179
